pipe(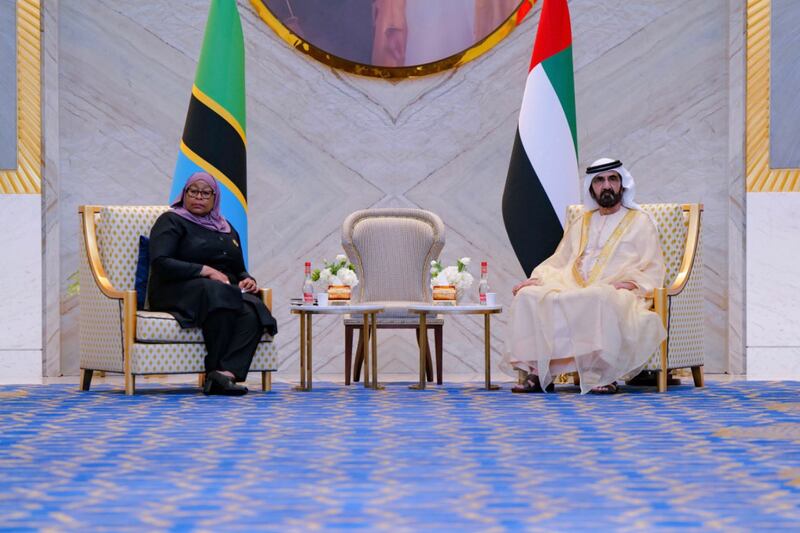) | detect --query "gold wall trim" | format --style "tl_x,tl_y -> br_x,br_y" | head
0,0 -> 41,194
249,0 -> 535,79
746,0 -> 800,192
